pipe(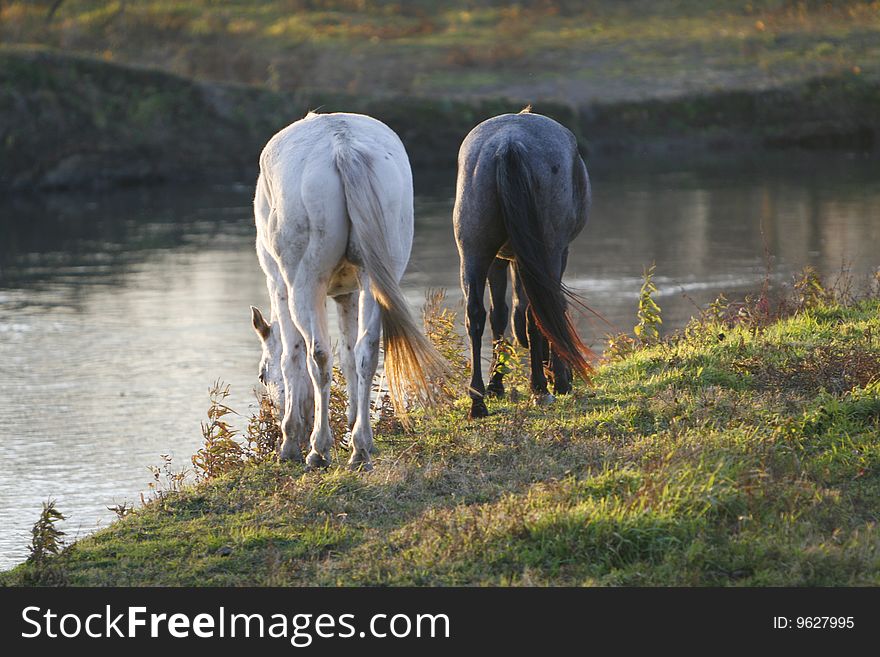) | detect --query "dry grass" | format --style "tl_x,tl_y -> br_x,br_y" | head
734,342 -> 880,393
